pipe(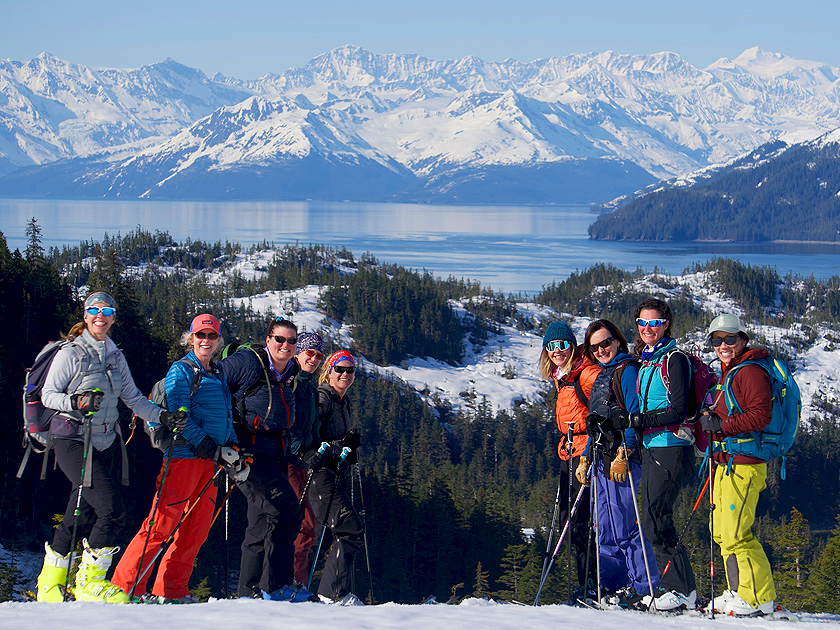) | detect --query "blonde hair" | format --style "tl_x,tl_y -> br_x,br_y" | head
62,322 -> 86,340
538,343 -> 577,380
180,331 -> 225,358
